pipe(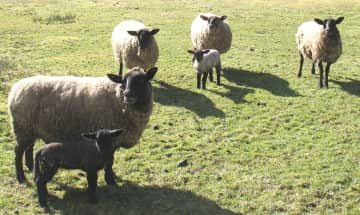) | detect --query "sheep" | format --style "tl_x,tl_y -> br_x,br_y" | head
296,17 -> 344,88
190,13 -> 232,54
8,66 -> 158,184
187,48 -> 221,90
34,128 -> 125,207
111,20 -> 160,76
